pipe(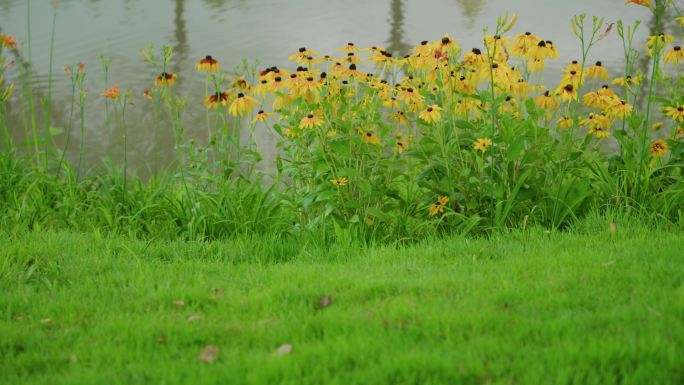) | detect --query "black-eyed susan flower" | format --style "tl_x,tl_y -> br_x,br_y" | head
558,84 -> 578,102
650,139 -> 669,157
340,42 -> 360,53
511,31 -> 540,57
299,112 -> 324,129
645,33 -> 675,56
204,91 -> 233,109
473,138 -> 492,152
100,86 -> 120,99
605,99 -> 633,120
362,131 -> 381,145
288,47 -> 318,63
155,72 -> 176,87
382,97 -> 401,110
663,105 -> 684,122
588,126 -> 611,138
392,111 -> 409,125
677,16 -> 684,27
534,90 -> 559,110
397,87 -> 424,104
228,93 -> 259,117
428,196 -> 449,217
563,60 -> 581,74
419,105 -> 443,124
664,46 -> 684,65
673,127 -> 683,138
586,61 -> 609,80
612,75 -> 640,86
558,116 -> 574,128
330,177 -> 348,186
251,110 -> 272,125
196,55 -> 219,72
